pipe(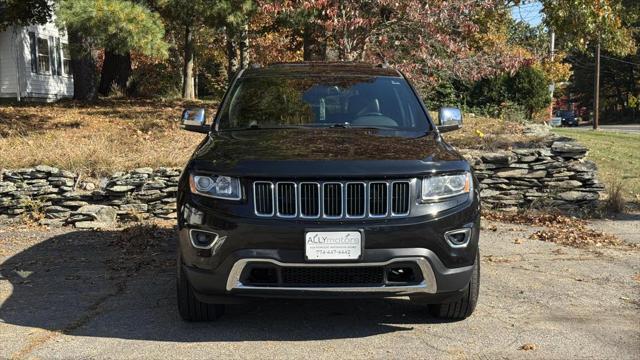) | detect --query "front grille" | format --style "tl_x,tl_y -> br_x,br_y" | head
254,182 -> 274,216
346,183 -> 365,217
300,183 -> 320,217
369,182 -> 388,216
392,182 -> 410,215
281,267 -> 384,286
276,182 -> 296,217
323,183 -> 342,217
253,180 -> 413,219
